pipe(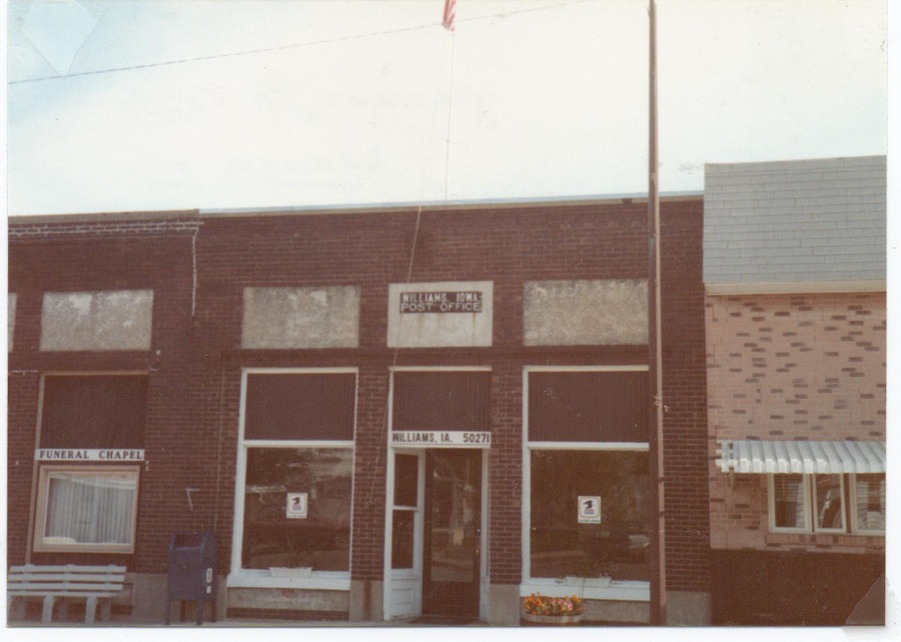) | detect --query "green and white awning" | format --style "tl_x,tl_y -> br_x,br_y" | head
716,440 -> 886,474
